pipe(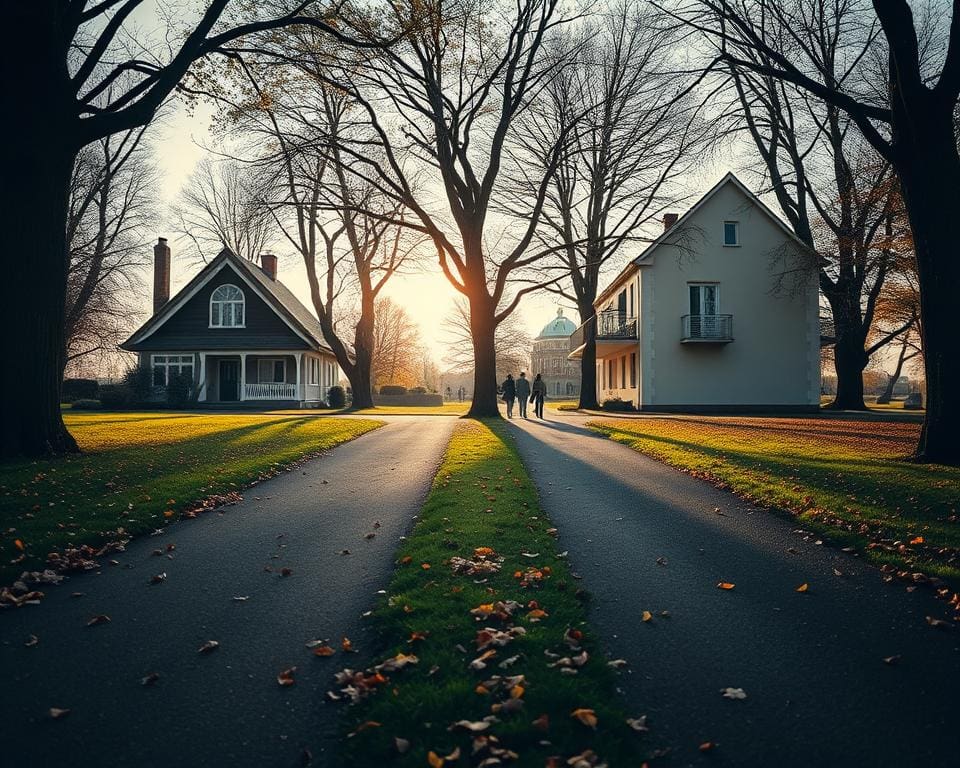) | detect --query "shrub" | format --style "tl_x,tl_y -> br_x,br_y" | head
600,397 -> 636,412
123,365 -> 154,405
328,385 -> 346,409
62,378 -> 99,402
379,385 -> 408,396
165,371 -> 195,409
410,386 -> 427,394
71,398 -> 102,410
99,385 -> 132,409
